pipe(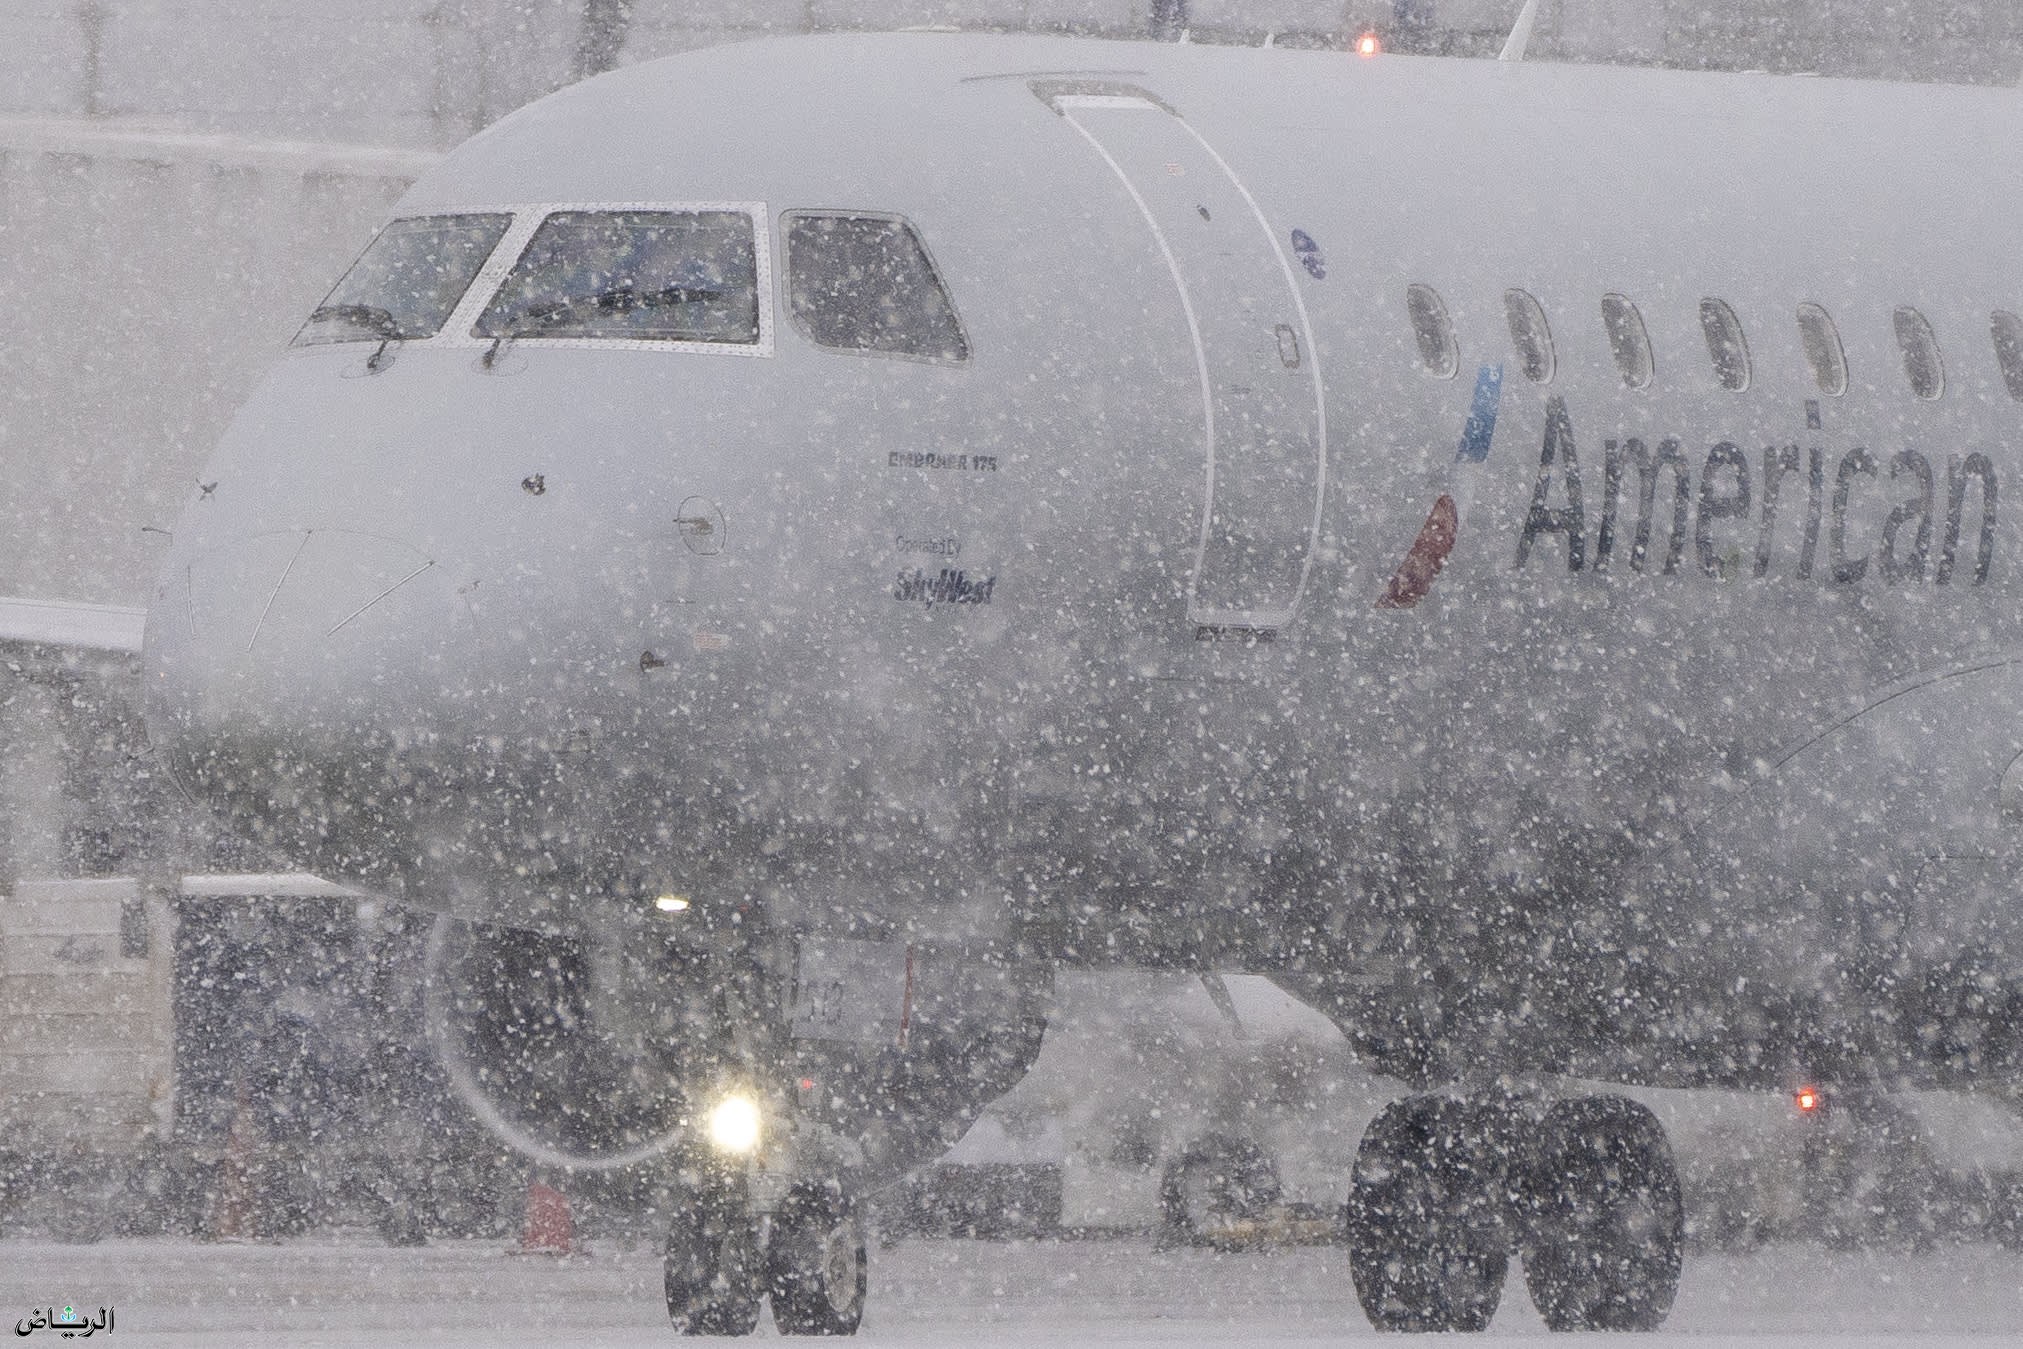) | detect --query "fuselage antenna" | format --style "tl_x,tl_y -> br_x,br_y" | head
1499,0 -> 1541,62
